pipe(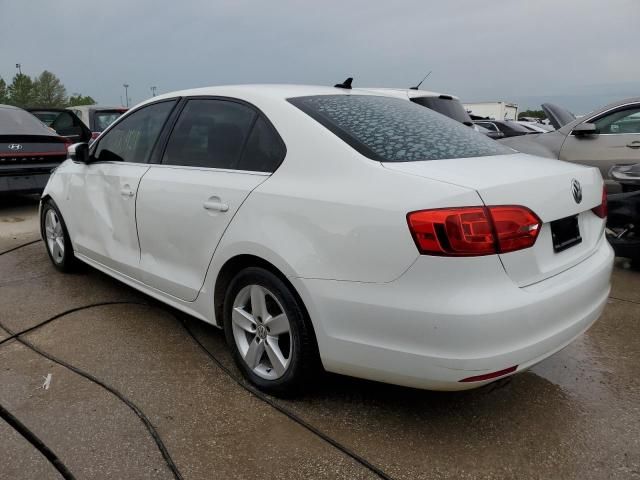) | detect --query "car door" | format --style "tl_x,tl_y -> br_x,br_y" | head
66,100 -> 177,278
559,103 -> 640,180
136,97 -> 286,301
